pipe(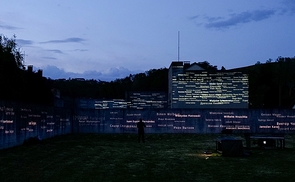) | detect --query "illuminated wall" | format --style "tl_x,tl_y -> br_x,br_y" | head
76,99 -> 128,109
2,101 -> 295,150
94,99 -> 128,109
75,109 -> 295,134
0,102 -> 72,150
76,99 -> 95,109
76,92 -> 168,110
168,61 -> 249,109
126,92 -> 168,109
